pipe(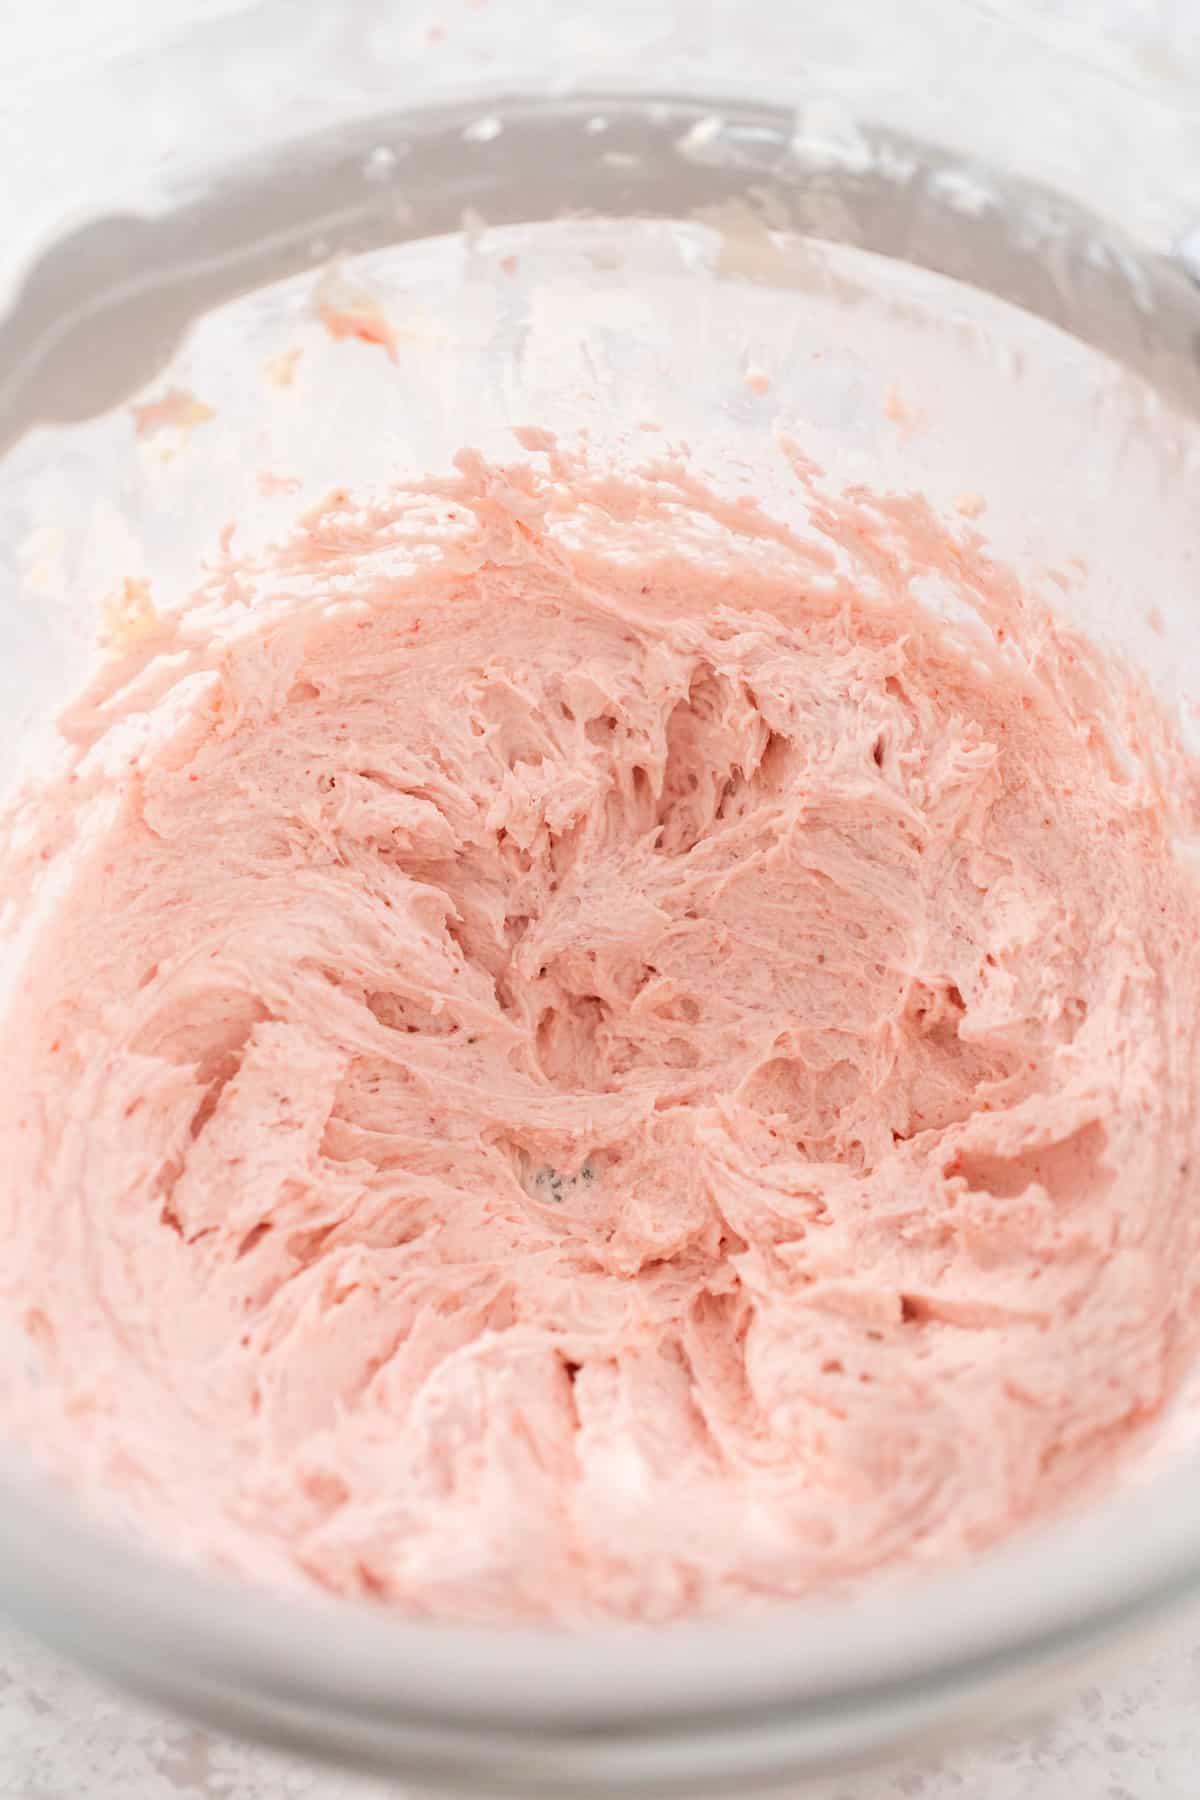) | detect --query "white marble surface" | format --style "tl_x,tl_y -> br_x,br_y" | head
3,1616 -> 1200,1798
3,2 -> 1200,1796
